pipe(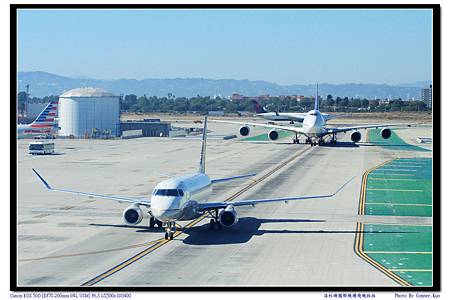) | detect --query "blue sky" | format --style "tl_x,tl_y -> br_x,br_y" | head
18,9 -> 433,85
